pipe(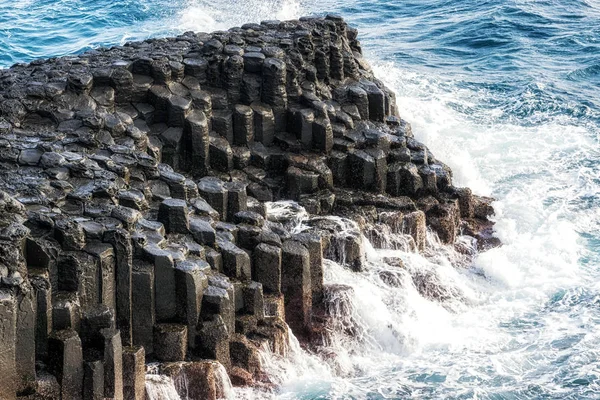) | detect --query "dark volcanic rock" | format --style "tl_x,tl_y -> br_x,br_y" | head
0,15 -> 497,399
